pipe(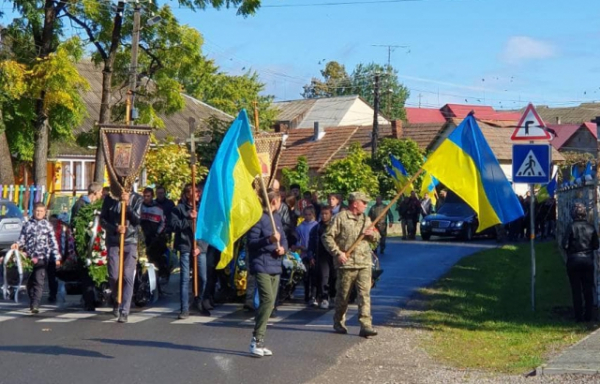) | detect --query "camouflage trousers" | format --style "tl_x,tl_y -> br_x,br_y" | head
334,267 -> 372,330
